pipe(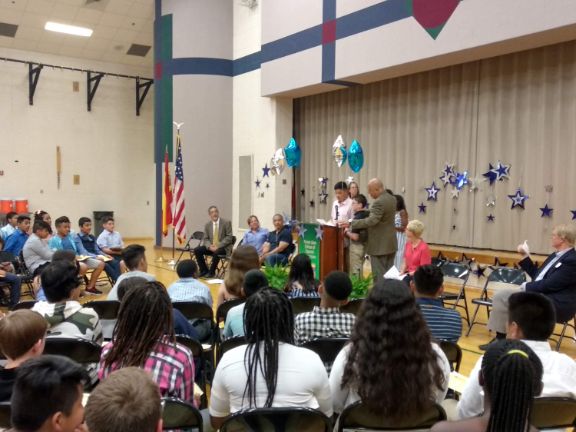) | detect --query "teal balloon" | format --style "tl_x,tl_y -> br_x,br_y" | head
348,139 -> 364,173
284,138 -> 301,168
